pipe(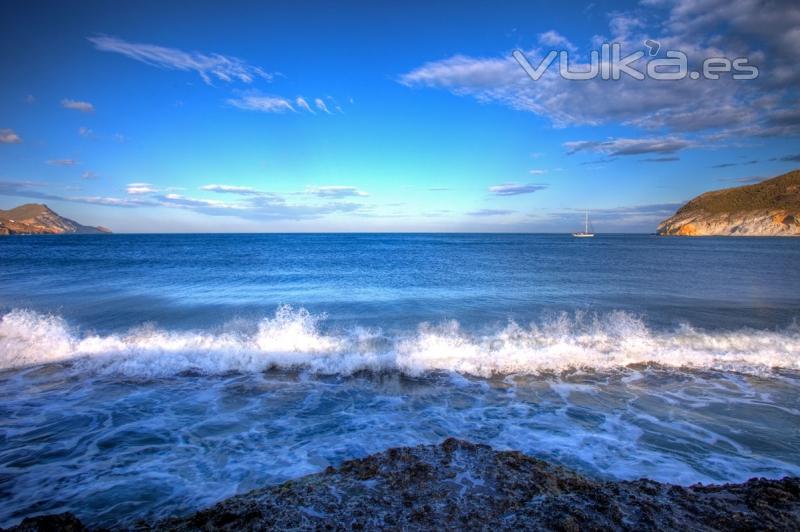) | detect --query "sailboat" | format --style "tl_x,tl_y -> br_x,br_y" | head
572,211 -> 595,238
